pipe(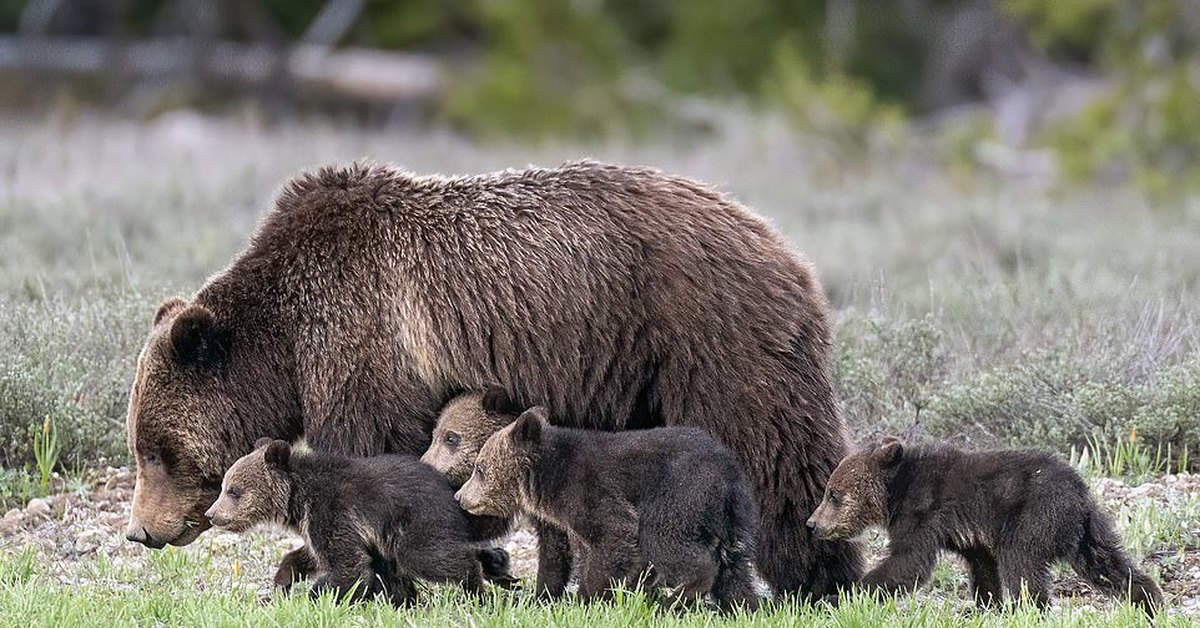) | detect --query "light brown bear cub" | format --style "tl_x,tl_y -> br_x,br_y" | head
807,437 -> 1163,615
456,407 -> 761,612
